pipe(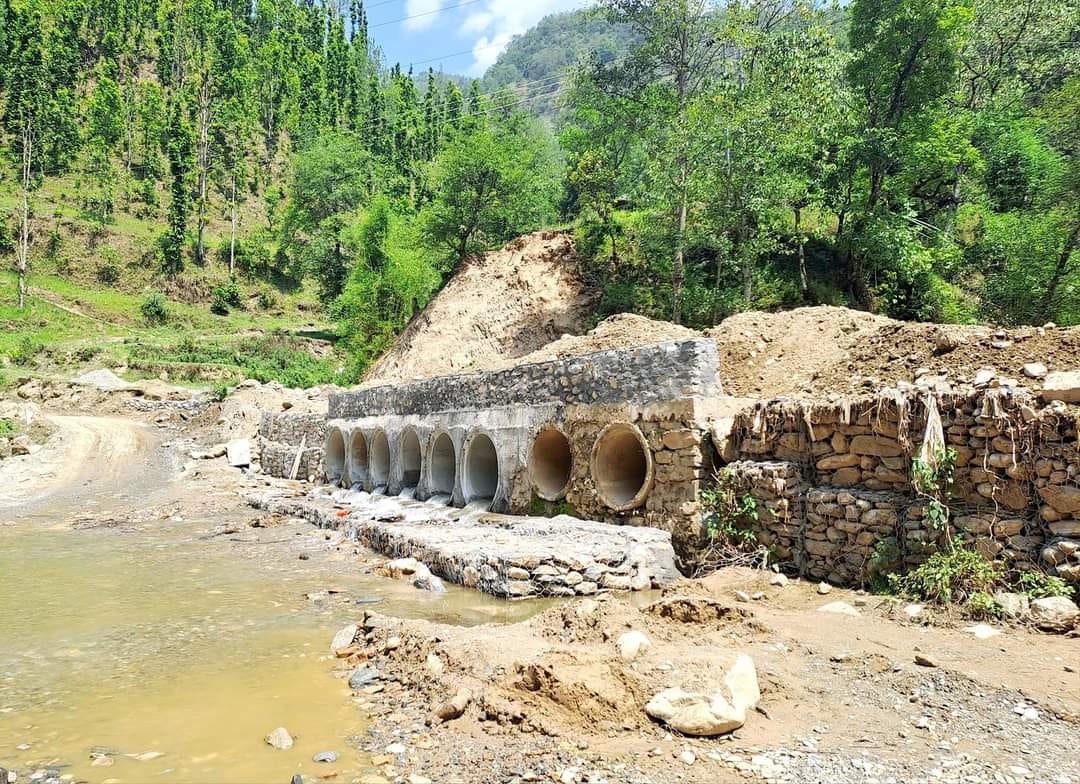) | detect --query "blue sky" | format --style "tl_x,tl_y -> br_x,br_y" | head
367,0 -> 593,78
